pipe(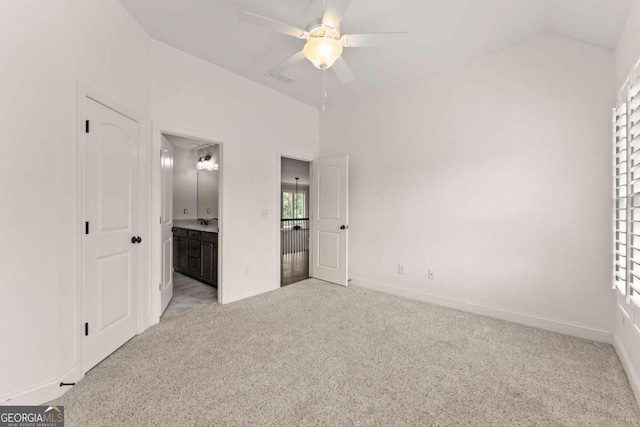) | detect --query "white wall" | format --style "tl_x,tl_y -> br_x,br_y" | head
320,34 -> 615,341
614,0 -> 640,404
0,0 -> 150,404
172,145 -> 198,220
616,0 -> 640,89
151,41 -> 319,304
281,157 -> 310,186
